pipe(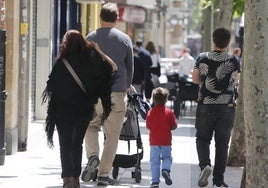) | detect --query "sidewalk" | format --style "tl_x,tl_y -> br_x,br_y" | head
0,107 -> 243,188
